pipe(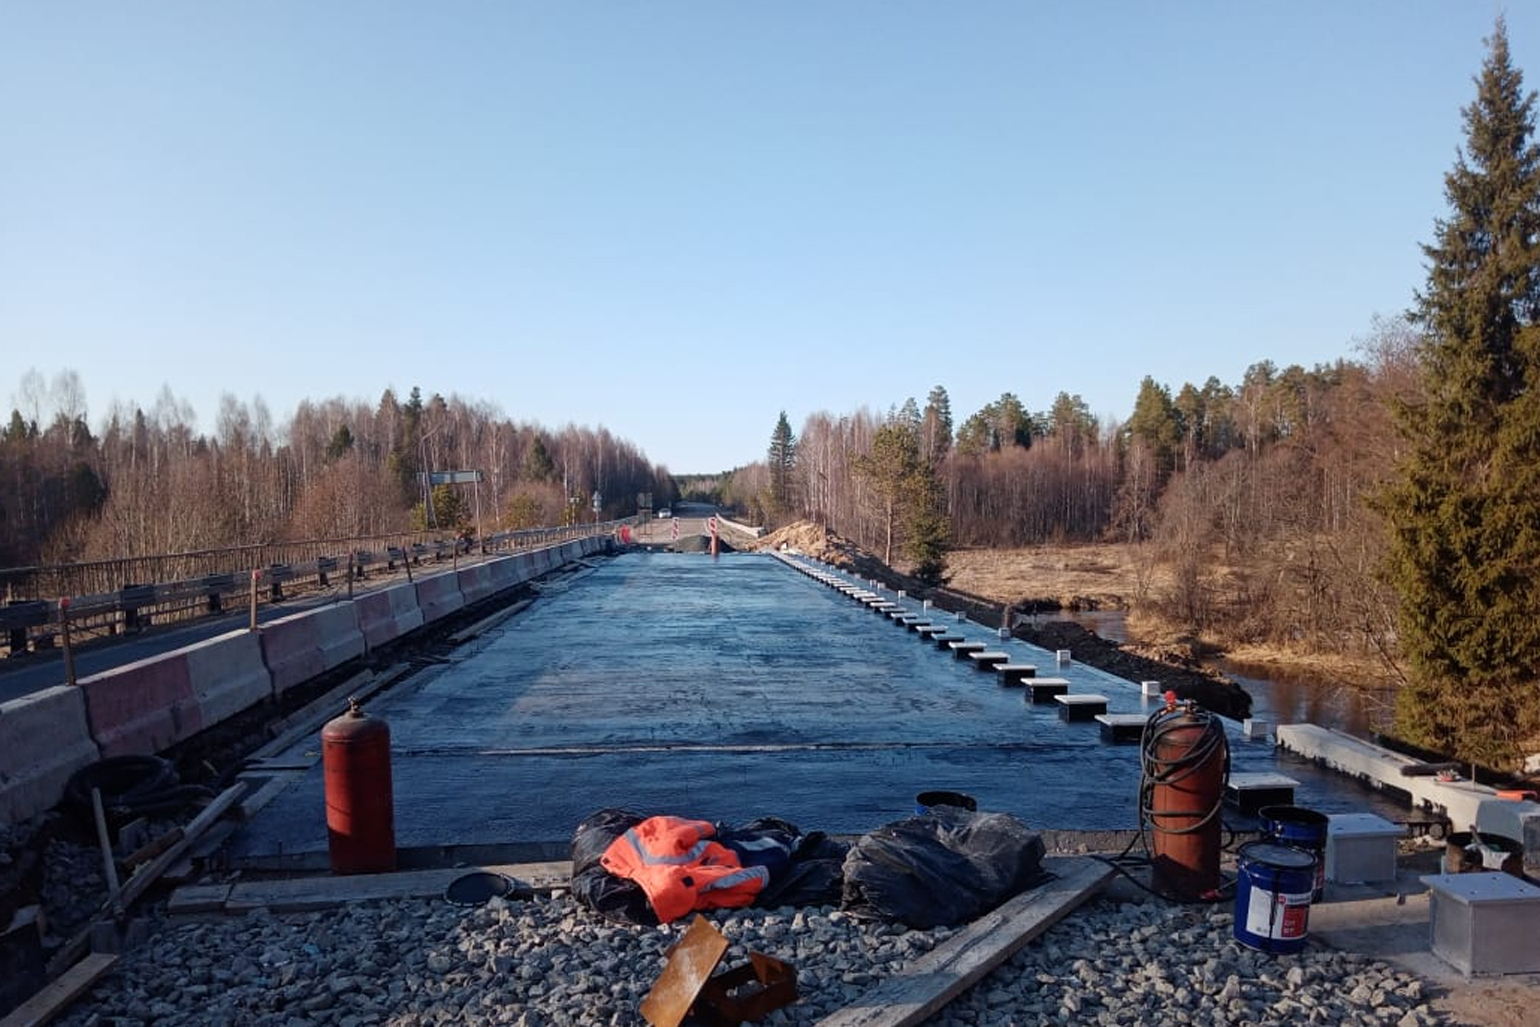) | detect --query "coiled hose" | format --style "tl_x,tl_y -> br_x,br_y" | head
1094,700 -> 1232,901
1139,702 -> 1231,841
64,755 -> 214,826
